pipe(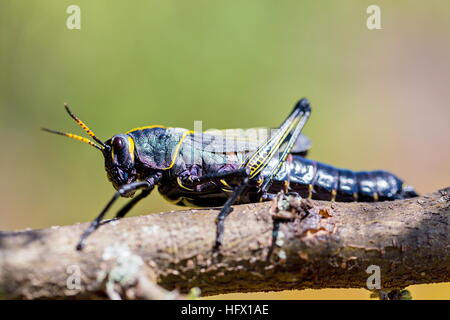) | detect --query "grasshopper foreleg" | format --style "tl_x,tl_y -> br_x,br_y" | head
113,188 -> 152,219
76,180 -> 154,250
